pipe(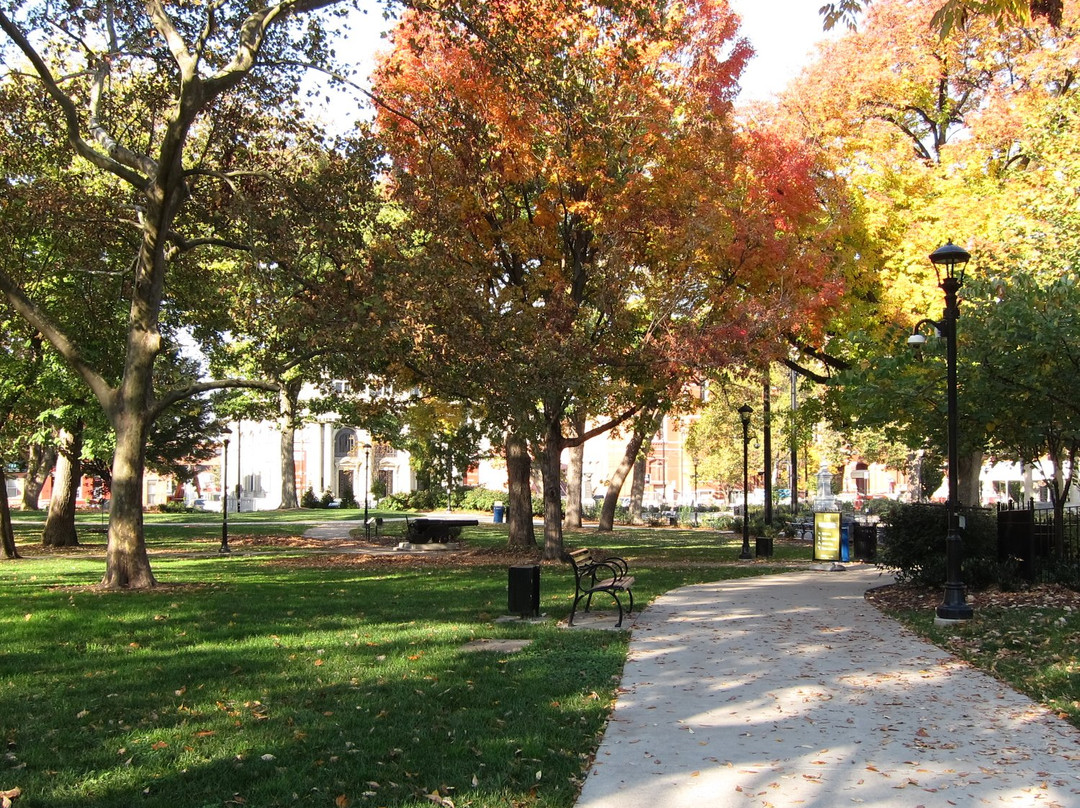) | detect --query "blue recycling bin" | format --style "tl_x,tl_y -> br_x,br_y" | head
493,502 -> 505,524
840,523 -> 851,562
